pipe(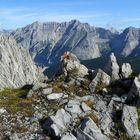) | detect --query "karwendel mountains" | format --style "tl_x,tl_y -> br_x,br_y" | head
10,20 -> 140,67
1,20 -> 140,140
